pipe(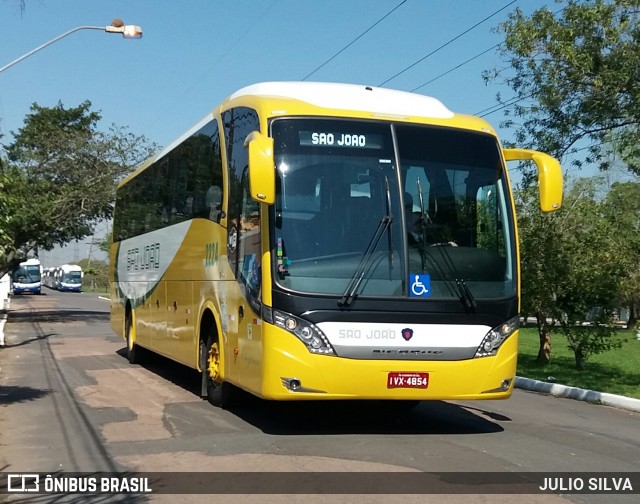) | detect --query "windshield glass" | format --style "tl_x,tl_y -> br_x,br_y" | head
271,118 -> 516,300
63,271 -> 82,284
13,265 -> 41,284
